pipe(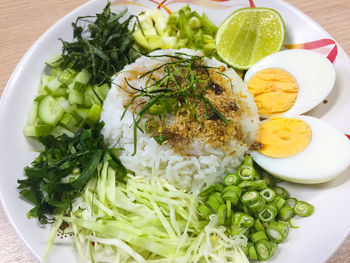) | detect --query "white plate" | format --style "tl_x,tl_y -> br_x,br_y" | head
1,0 -> 350,262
